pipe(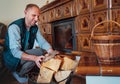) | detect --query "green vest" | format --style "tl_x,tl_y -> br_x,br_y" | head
3,18 -> 38,71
